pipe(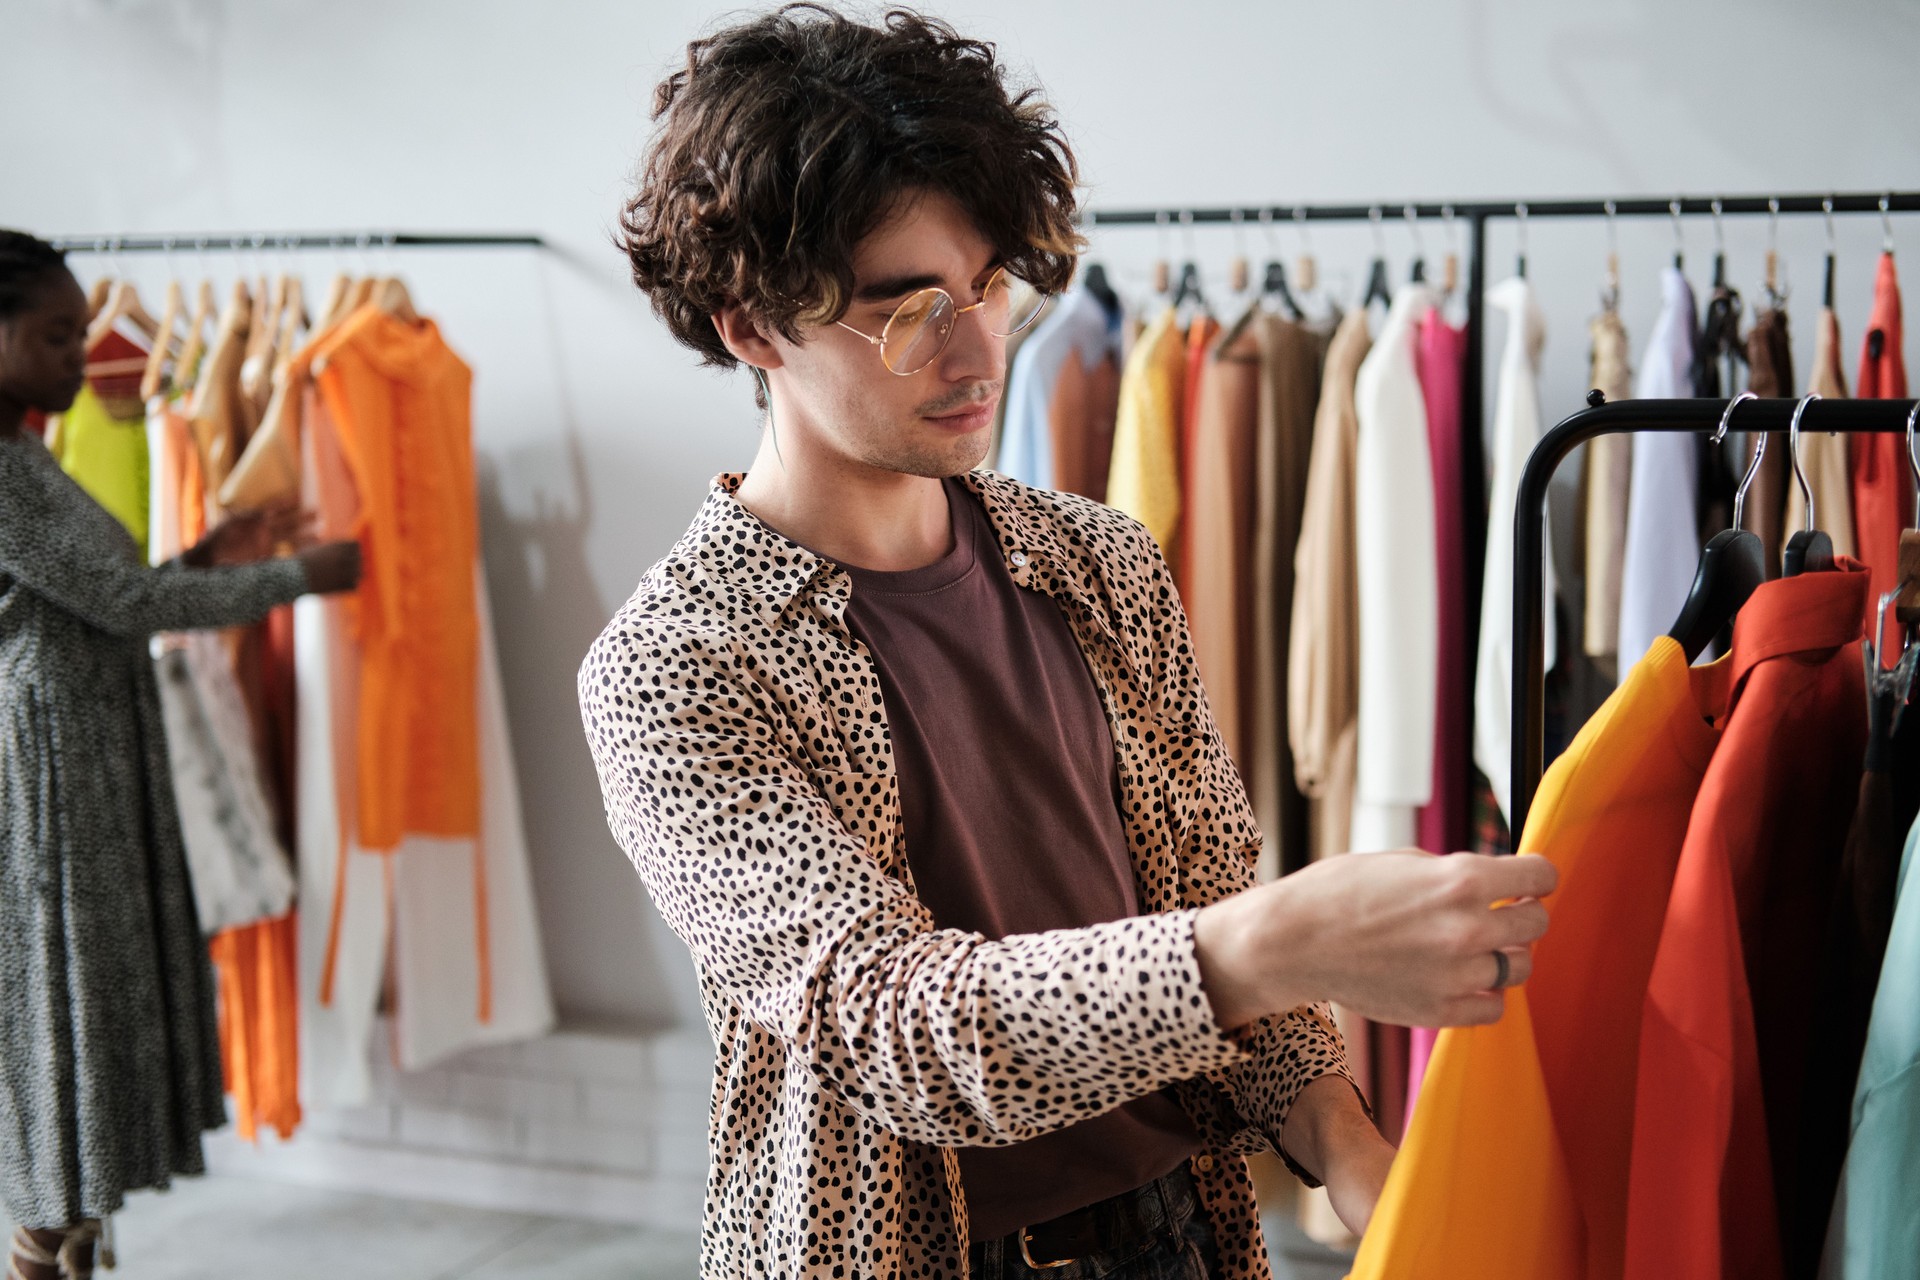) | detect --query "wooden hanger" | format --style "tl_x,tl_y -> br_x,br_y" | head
86,278 -> 161,349
174,280 -> 218,395
313,271 -> 353,335
374,275 -> 419,324
139,279 -> 186,403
